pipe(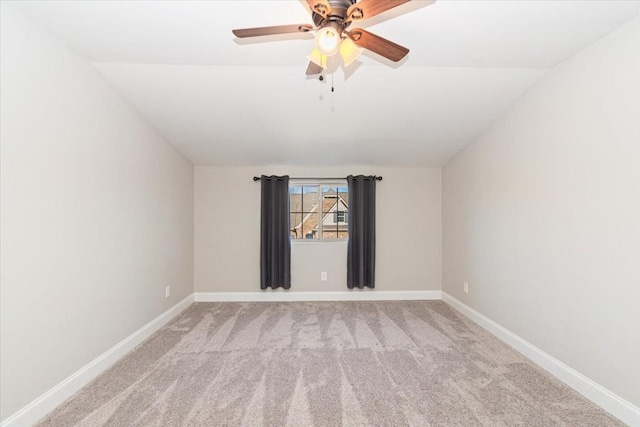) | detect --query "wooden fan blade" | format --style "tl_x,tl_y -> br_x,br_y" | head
306,61 -> 324,75
346,0 -> 411,22
305,0 -> 332,18
349,28 -> 409,62
232,24 -> 313,38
